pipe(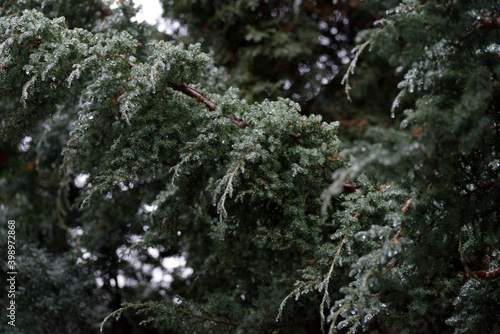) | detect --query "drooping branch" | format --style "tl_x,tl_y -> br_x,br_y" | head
166,81 -> 249,129
382,257 -> 401,275
226,114 -> 247,129
127,60 -> 220,113
167,82 -> 217,111
126,59 -> 247,128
